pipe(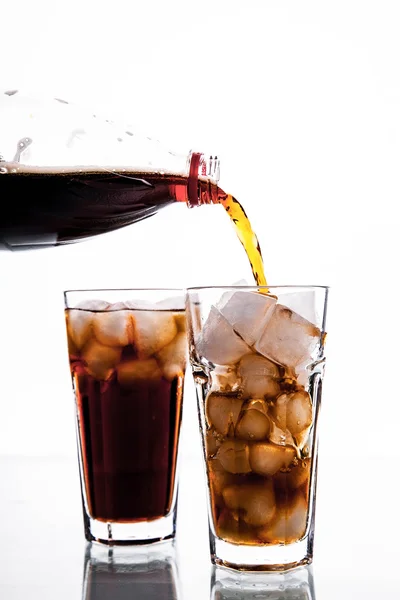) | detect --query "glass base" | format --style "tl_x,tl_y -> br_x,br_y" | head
210,534 -> 313,572
83,510 -> 176,545
211,563 -> 315,598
